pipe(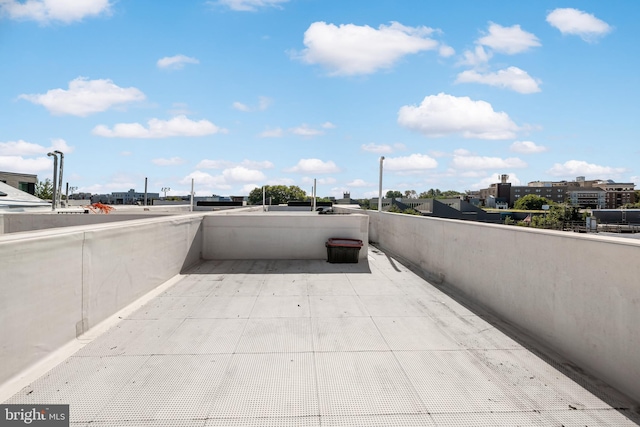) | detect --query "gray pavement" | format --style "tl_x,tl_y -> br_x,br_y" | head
5,248 -> 640,426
